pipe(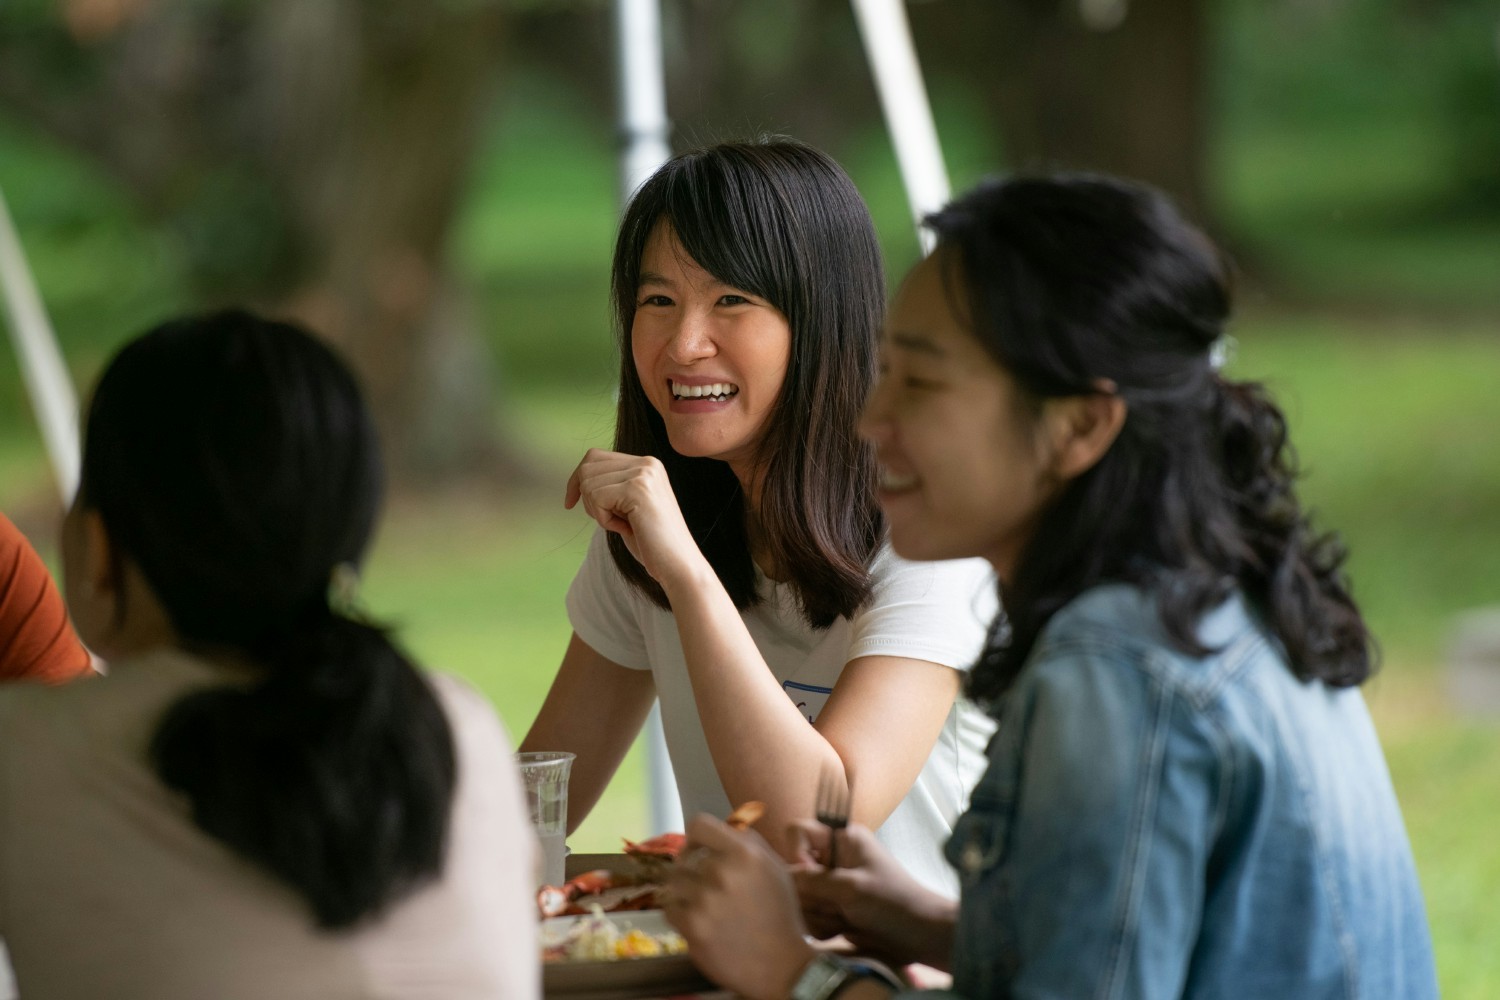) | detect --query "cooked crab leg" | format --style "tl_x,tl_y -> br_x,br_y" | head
536,868 -> 616,918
